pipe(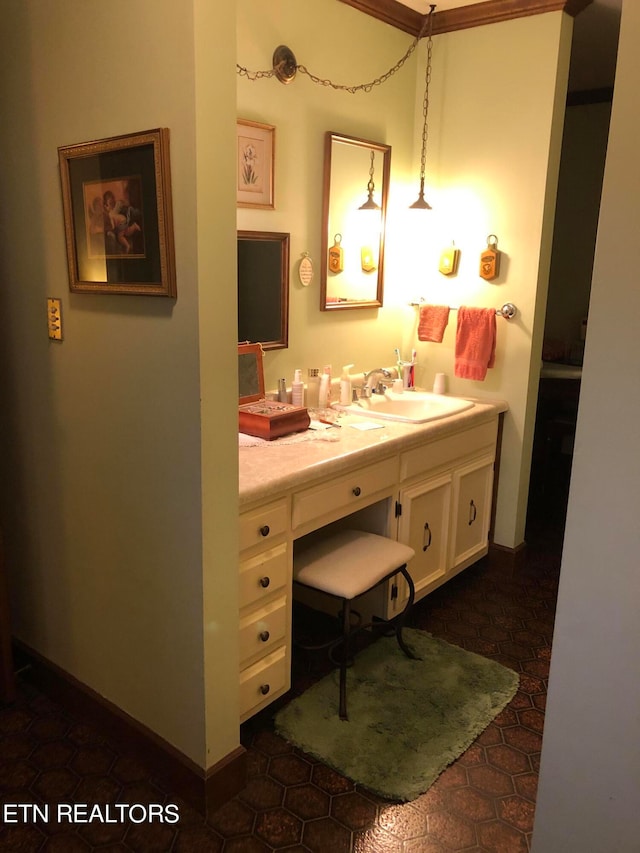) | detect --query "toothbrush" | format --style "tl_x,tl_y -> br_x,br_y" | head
394,347 -> 403,379
410,349 -> 417,388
